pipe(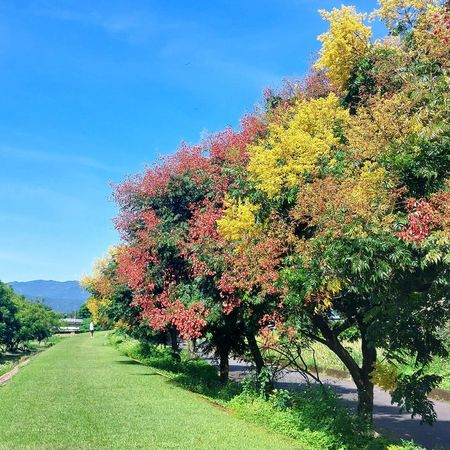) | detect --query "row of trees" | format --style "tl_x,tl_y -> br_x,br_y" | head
82,0 -> 449,424
0,281 -> 61,353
